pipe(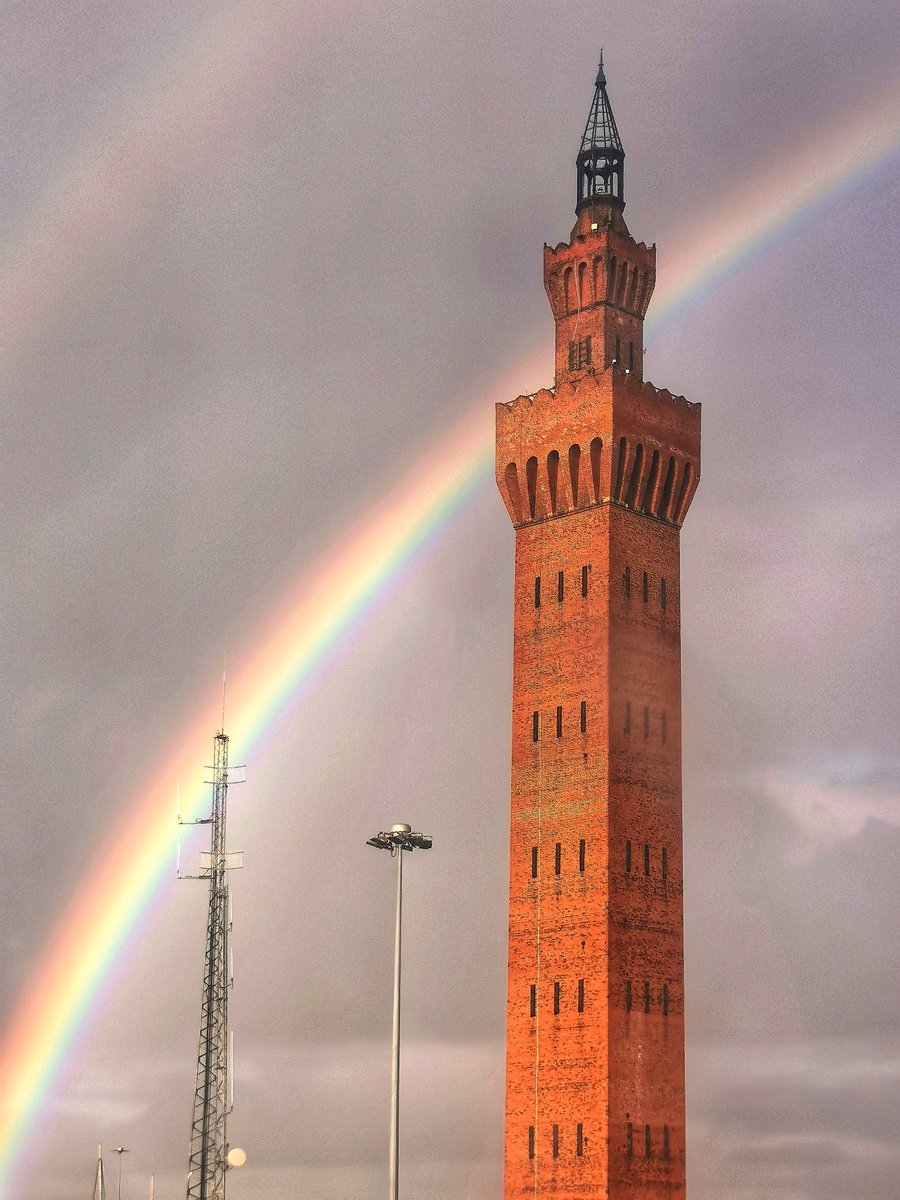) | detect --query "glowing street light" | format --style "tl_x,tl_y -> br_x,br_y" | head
366,824 -> 432,1200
